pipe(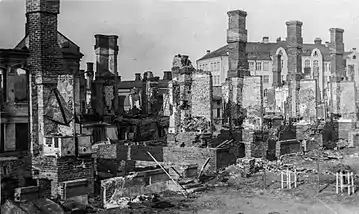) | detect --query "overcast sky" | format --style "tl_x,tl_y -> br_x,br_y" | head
1,0 -> 359,80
